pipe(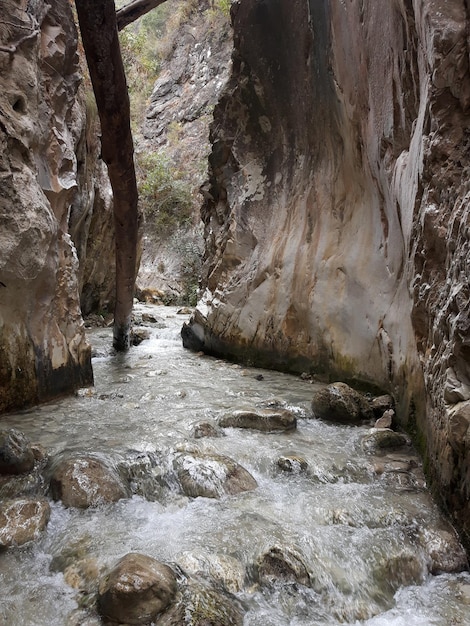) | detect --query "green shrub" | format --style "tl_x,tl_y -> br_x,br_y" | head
214,0 -> 231,16
170,229 -> 204,306
118,3 -> 172,130
137,152 -> 193,235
